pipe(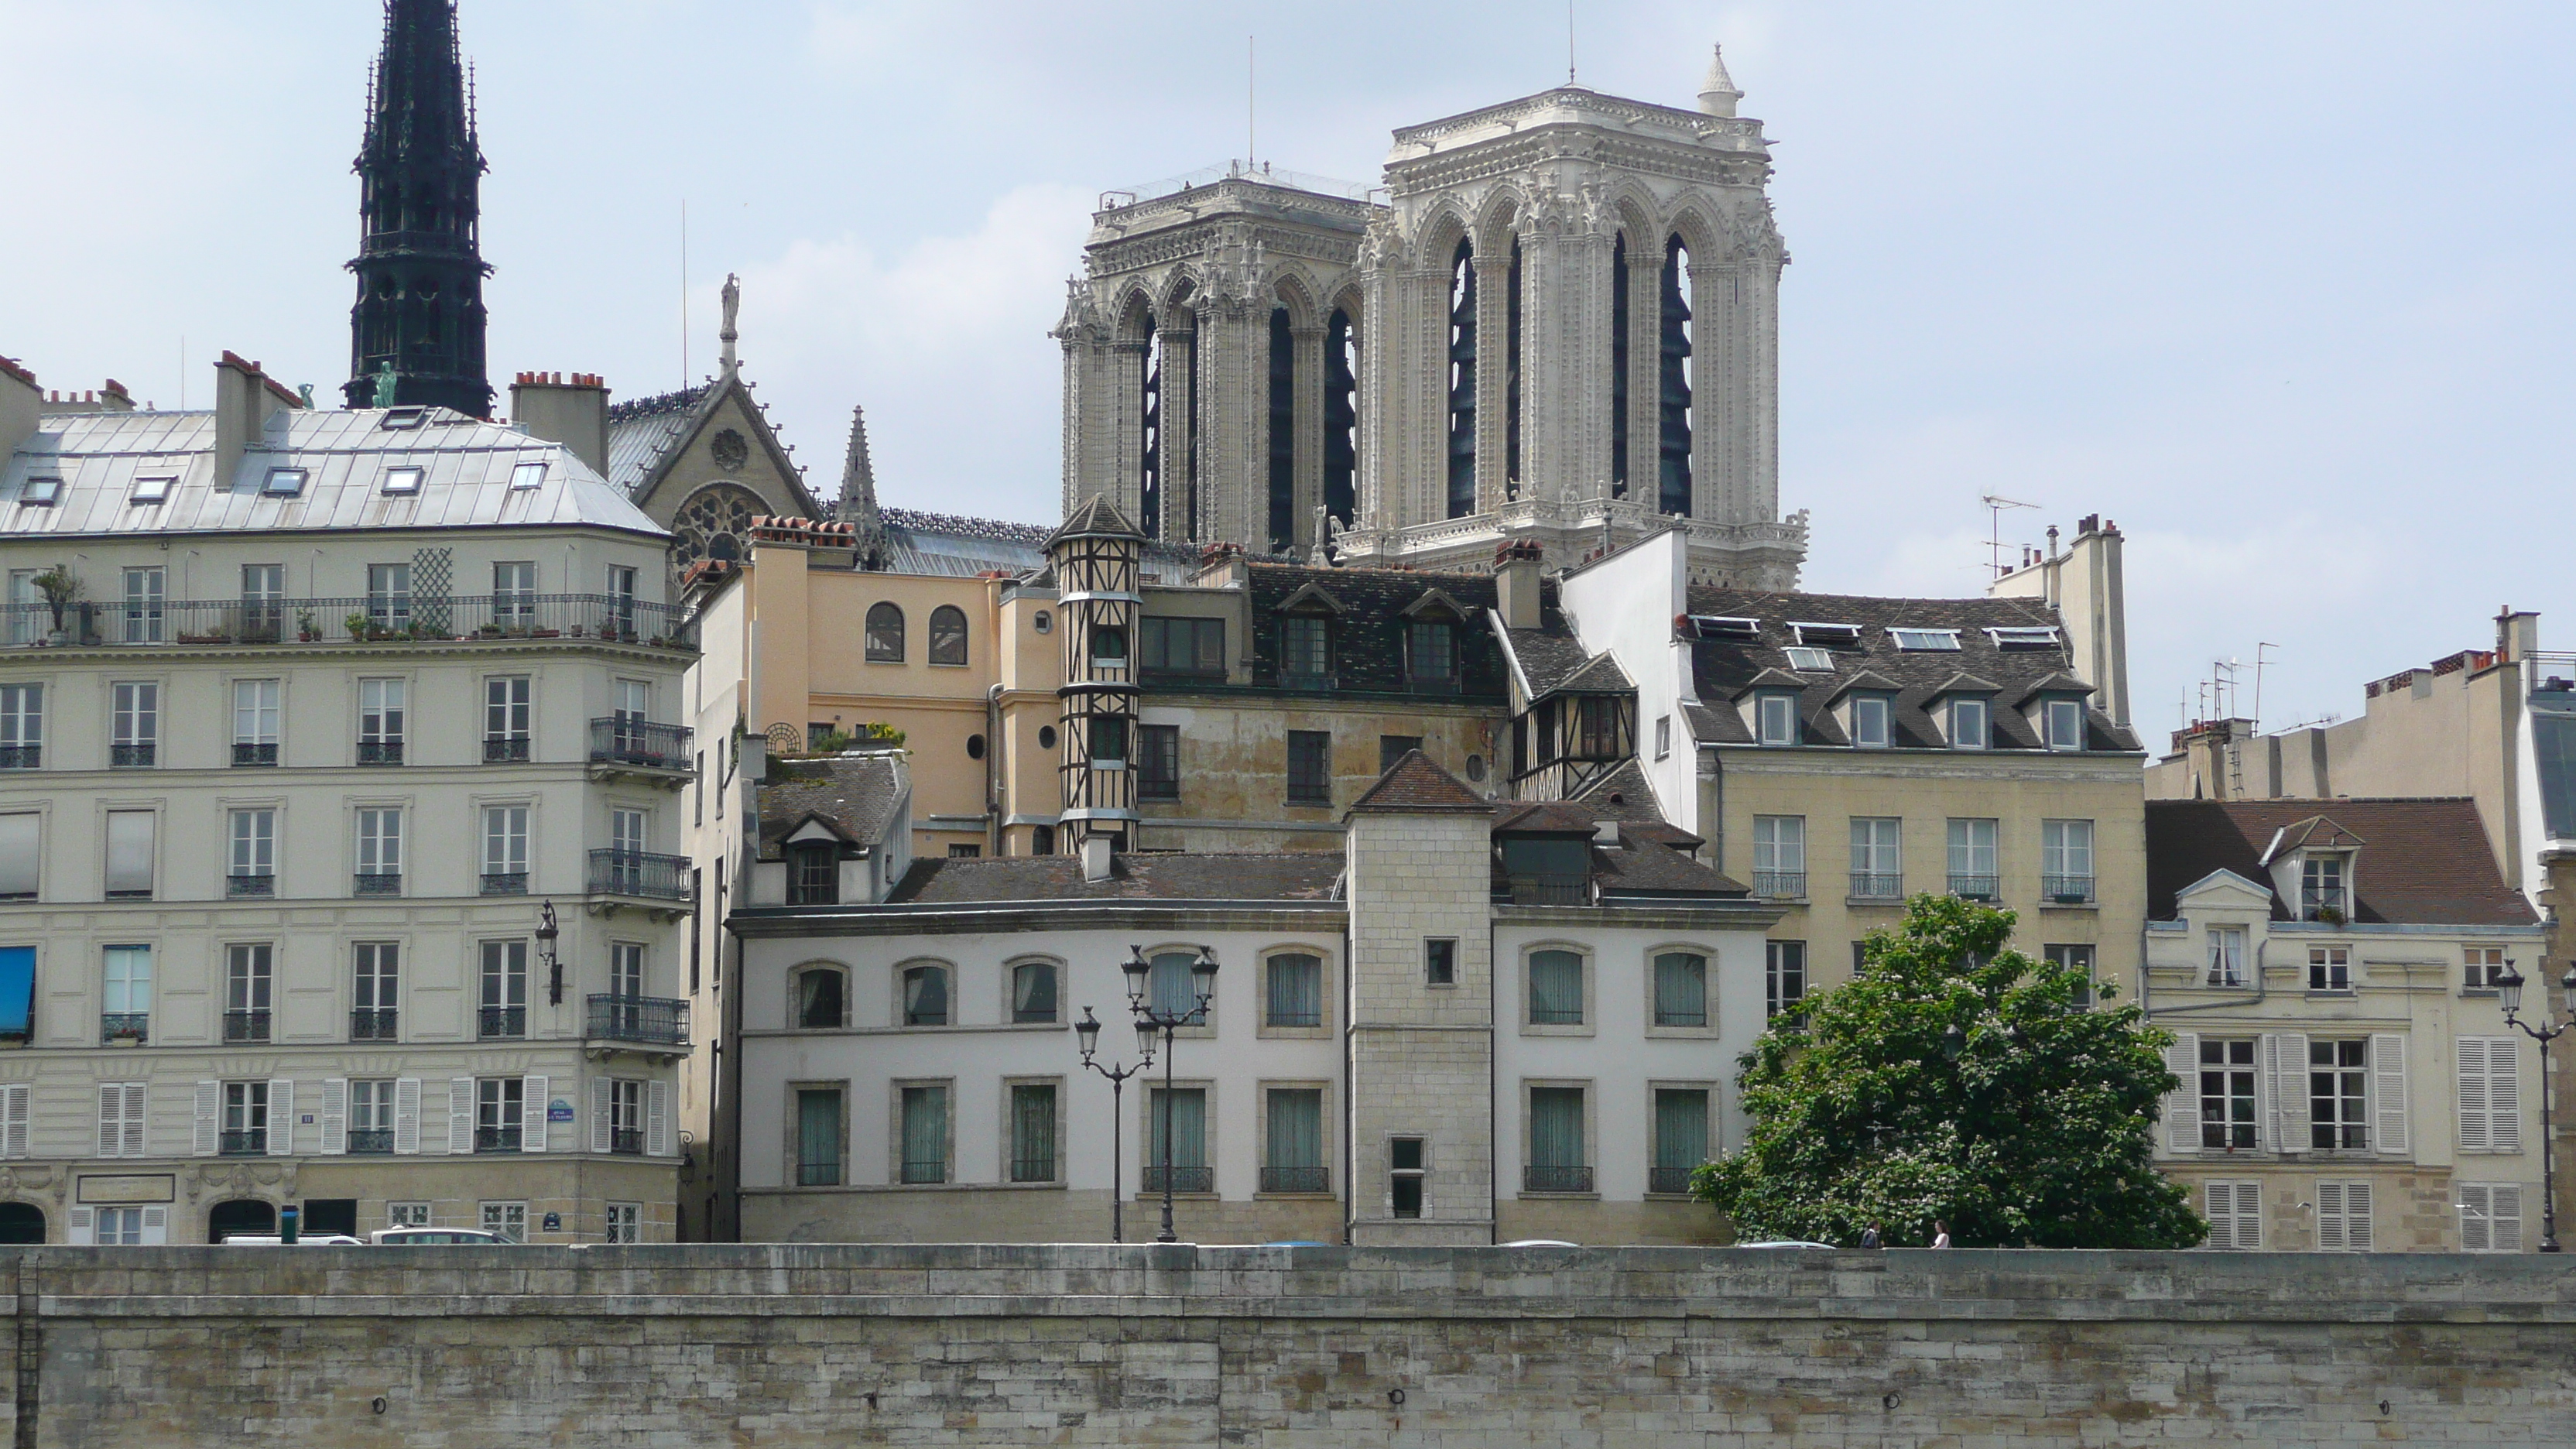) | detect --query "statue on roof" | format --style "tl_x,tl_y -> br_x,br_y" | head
371,358 -> 399,408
